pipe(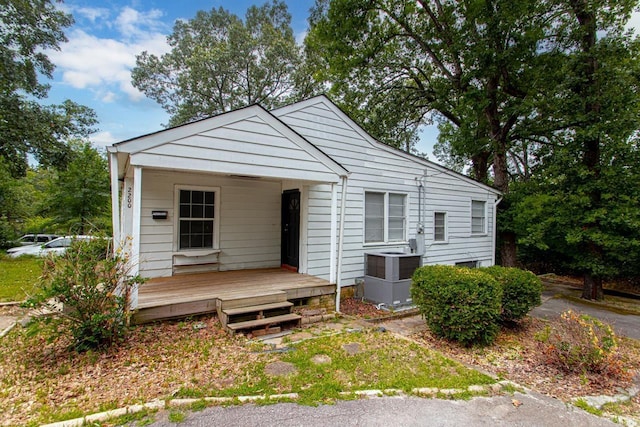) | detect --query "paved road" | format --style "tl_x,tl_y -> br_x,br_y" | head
530,291 -> 640,340
150,393 -> 614,427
